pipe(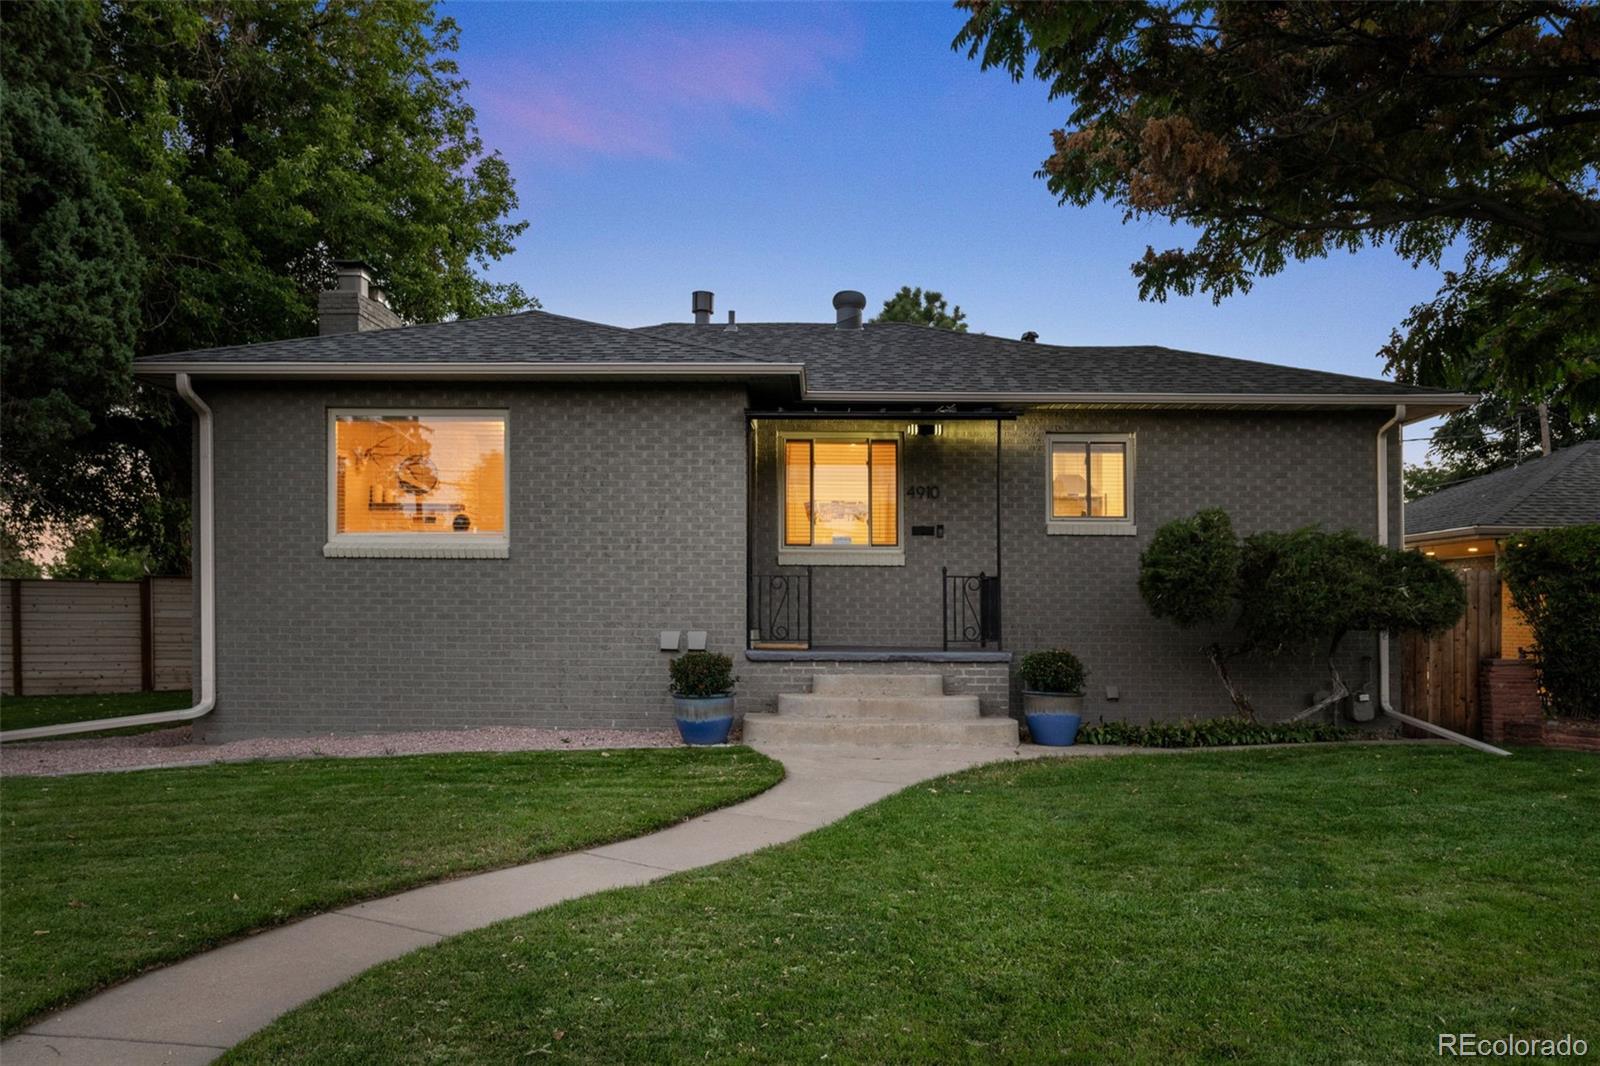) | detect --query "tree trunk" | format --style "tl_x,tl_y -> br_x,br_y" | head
1205,642 -> 1257,721
1538,401 -> 1552,456
1288,639 -> 1351,723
